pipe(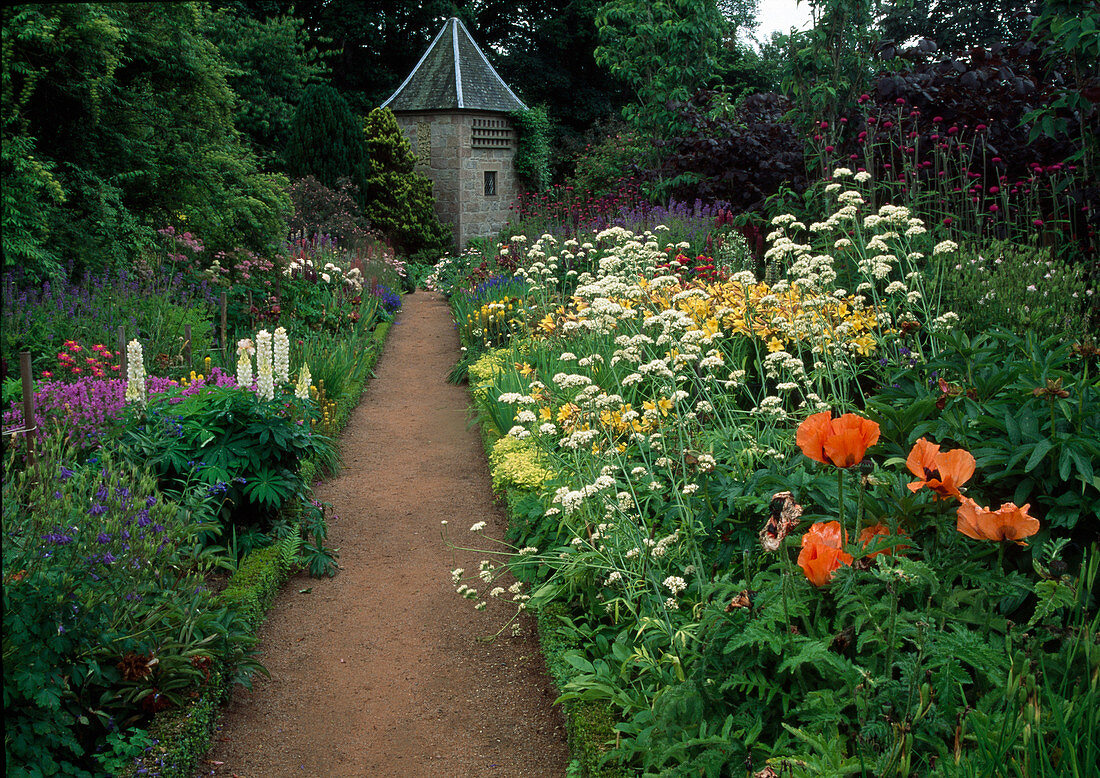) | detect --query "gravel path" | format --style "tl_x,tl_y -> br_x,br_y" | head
200,291 -> 570,777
